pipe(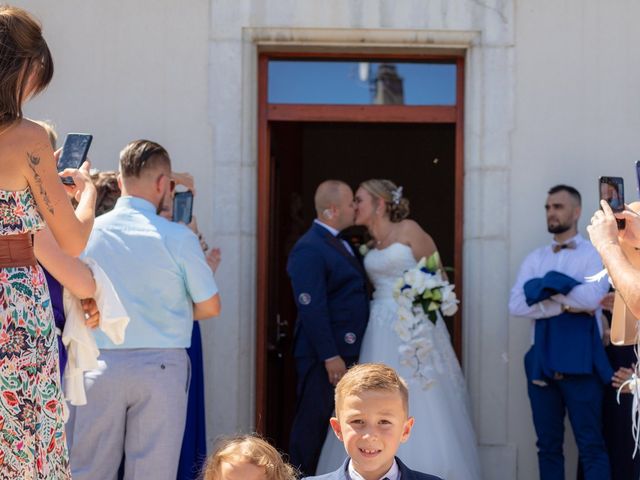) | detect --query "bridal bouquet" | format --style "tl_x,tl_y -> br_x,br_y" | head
392,252 -> 459,389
